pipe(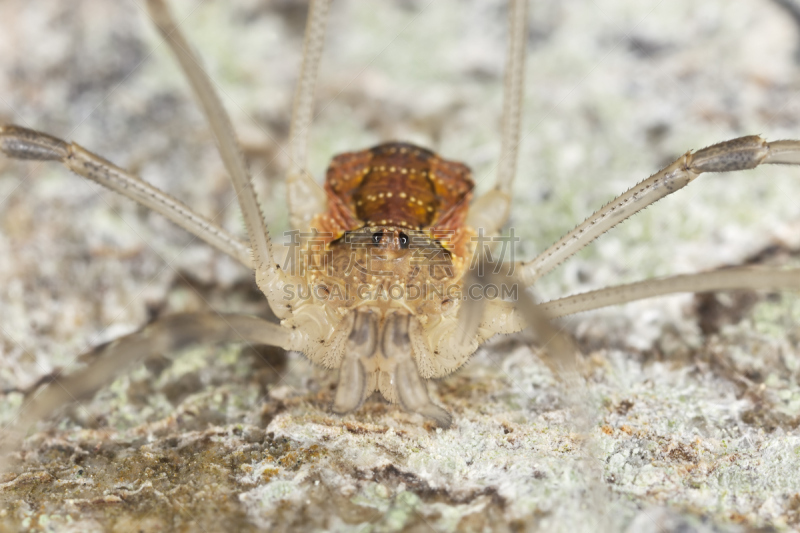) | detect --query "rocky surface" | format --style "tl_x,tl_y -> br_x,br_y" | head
2,0 -> 800,531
